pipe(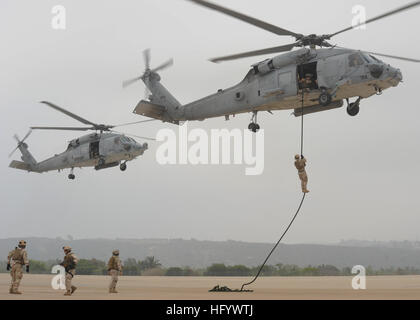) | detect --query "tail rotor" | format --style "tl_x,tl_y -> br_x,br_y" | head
9,129 -> 32,158
122,49 -> 173,98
